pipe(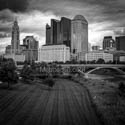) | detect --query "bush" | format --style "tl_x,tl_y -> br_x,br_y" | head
118,82 -> 125,95
21,64 -> 34,82
43,78 -> 55,87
